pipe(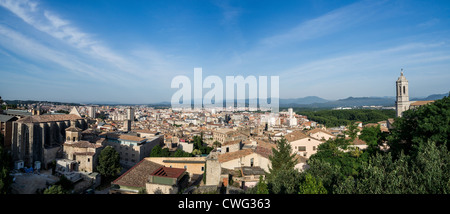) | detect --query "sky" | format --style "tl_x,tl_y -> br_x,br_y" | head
0,0 -> 449,104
